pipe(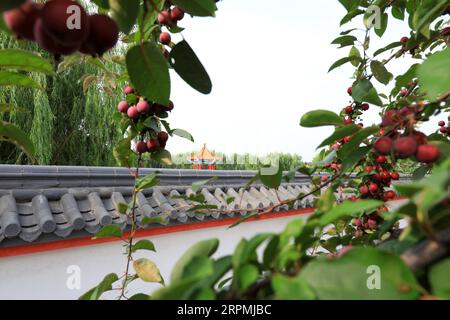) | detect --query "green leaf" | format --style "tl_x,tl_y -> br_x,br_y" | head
374,12 -> 389,37
331,35 -> 357,48
116,202 -> 128,214
191,177 -> 218,193
131,239 -> 156,253
259,164 -> 282,189
92,0 -> 110,10
338,0 -> 360,12
352,79 -> 383,106
429,258 -> 450,299
317,124 -> 360,149
151,149 -> 173,165
170,40 -> 212,94
113,138 -> 135,167
141,216 -> 168,226
134,258 -> 163,283
128,293 -> 150,300
232,233 -> 273,269
328,56 -> 360,72
299,247 -> 421,300
136,172 -> 159,191
412,165 -> 429,181
0,49 -> 53,74
0,121 -> 36,162
319,200 -> 383,226
337,126 -> 378,159
108,0 -> 140,34
94,225 -> 123,239
391,63 -> 418,97
374,41 -> 403,57
0,71 -> 42,89
0,0 -> 26,12
370,60 -> 393,85
171,128 -> 194,142
341,146 -> 372,172
79,273 -> 119,300
272,274 -> 316,300
417,47 -> 450,100
183,256 -> 215,281
171,0 -> 217,17
349,46 -> 361,67
126,42 -> 170,105
300,110 -> 344,127
235,264 -> 259,292
170,239 -> 219,282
